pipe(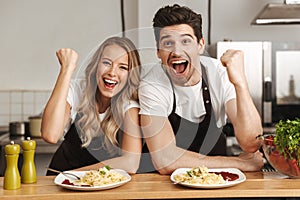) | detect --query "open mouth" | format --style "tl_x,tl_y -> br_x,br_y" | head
103,78 -> 118,89
170,60 -> 188,75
